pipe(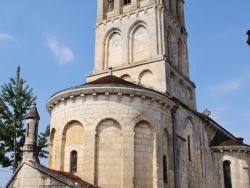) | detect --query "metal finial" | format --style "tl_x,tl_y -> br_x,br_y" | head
108,67 -> 113,75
